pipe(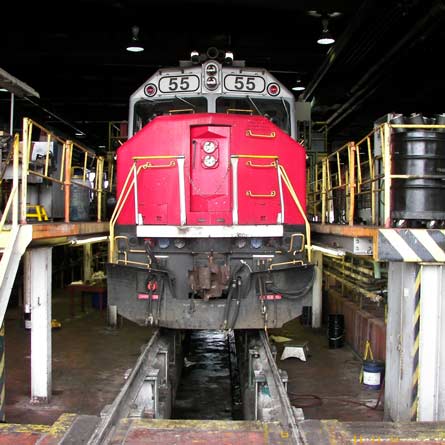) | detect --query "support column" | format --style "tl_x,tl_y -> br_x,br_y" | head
83,243 -> 92,283
311,250 -> 323,328
0,324 -> 5,421
418,264 -> 445,421
29,247 -> 52,403
384,262 -> 419,421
